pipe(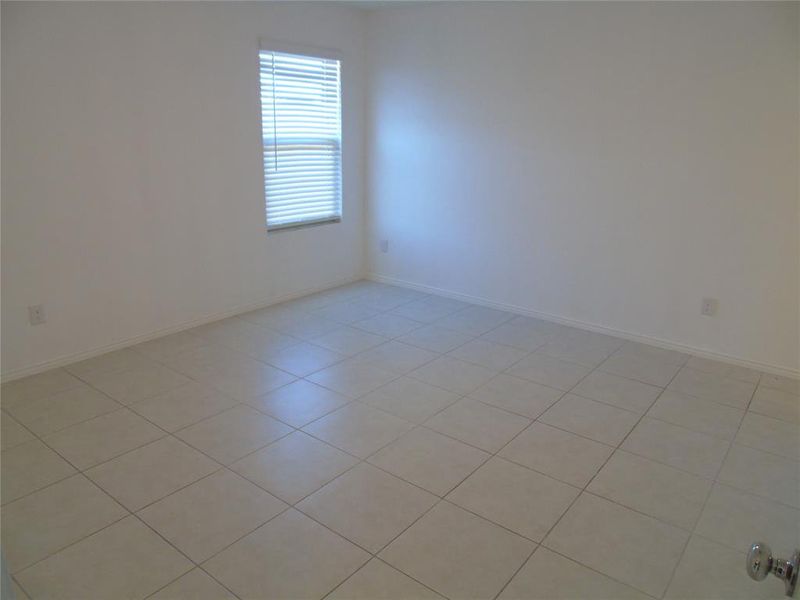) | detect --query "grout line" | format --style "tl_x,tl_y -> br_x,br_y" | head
130,510 -> 241,599
329,330 -> 641,597
323,555 -> 446,600
131,466 -> 227,514
528,546 -> 661,600
504,355 -> 687,598
490,544 -> 540,600
369,274 -> 799,379
658,375 -> 765,598
3,385 -> 235,586
143,565 -> 243,600
4,351 -> 300,597
187,503 -> 297,571
3,461 -> 136,578
3,280 -> 798,600
2,283 -> 498,596
492,350 -> 661,599
256,344 -> 538,596
488,332 -> 700,598
697,478 -> 800,512
1,276 -> 376,384
90,286 -> 411,596
9,574 -> 32,600
7,496 -> 132,578
637,365 -> 711,599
